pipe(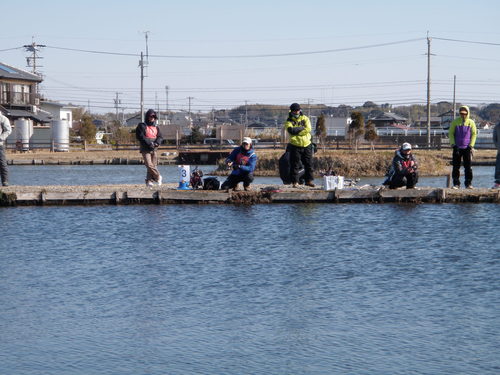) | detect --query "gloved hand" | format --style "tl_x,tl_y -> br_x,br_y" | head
287,126 -> 305,135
